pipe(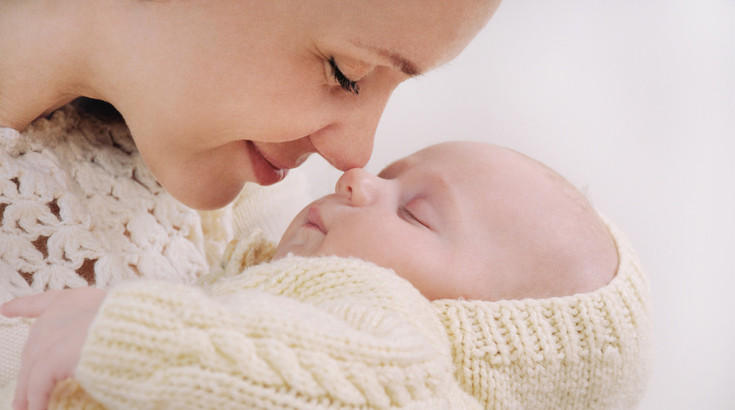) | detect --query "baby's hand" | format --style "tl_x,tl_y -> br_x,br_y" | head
1,288 -> 106,410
